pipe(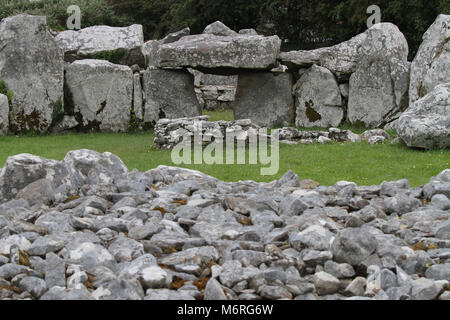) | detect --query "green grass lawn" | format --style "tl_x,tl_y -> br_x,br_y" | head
0,128 -> 448,187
